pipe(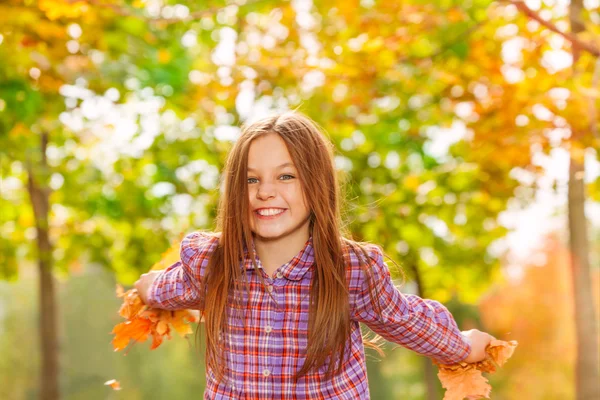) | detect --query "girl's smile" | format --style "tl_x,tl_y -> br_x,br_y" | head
254,207 -> 287,219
